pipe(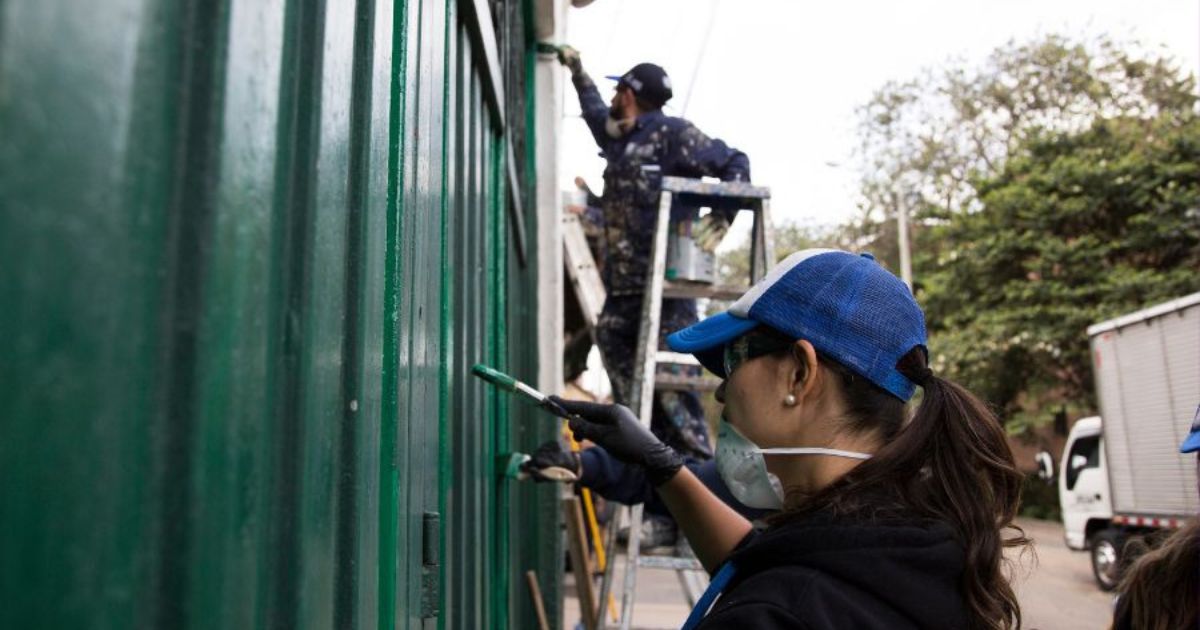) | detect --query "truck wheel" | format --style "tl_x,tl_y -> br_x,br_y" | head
1089,529 -> 1121,591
